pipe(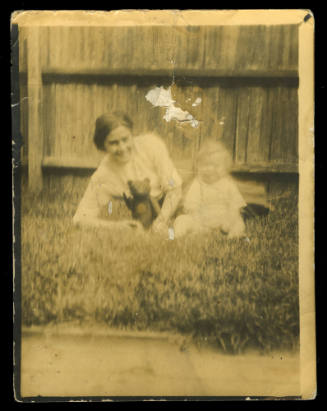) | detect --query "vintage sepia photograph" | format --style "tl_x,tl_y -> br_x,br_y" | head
11,10 -> 315,400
